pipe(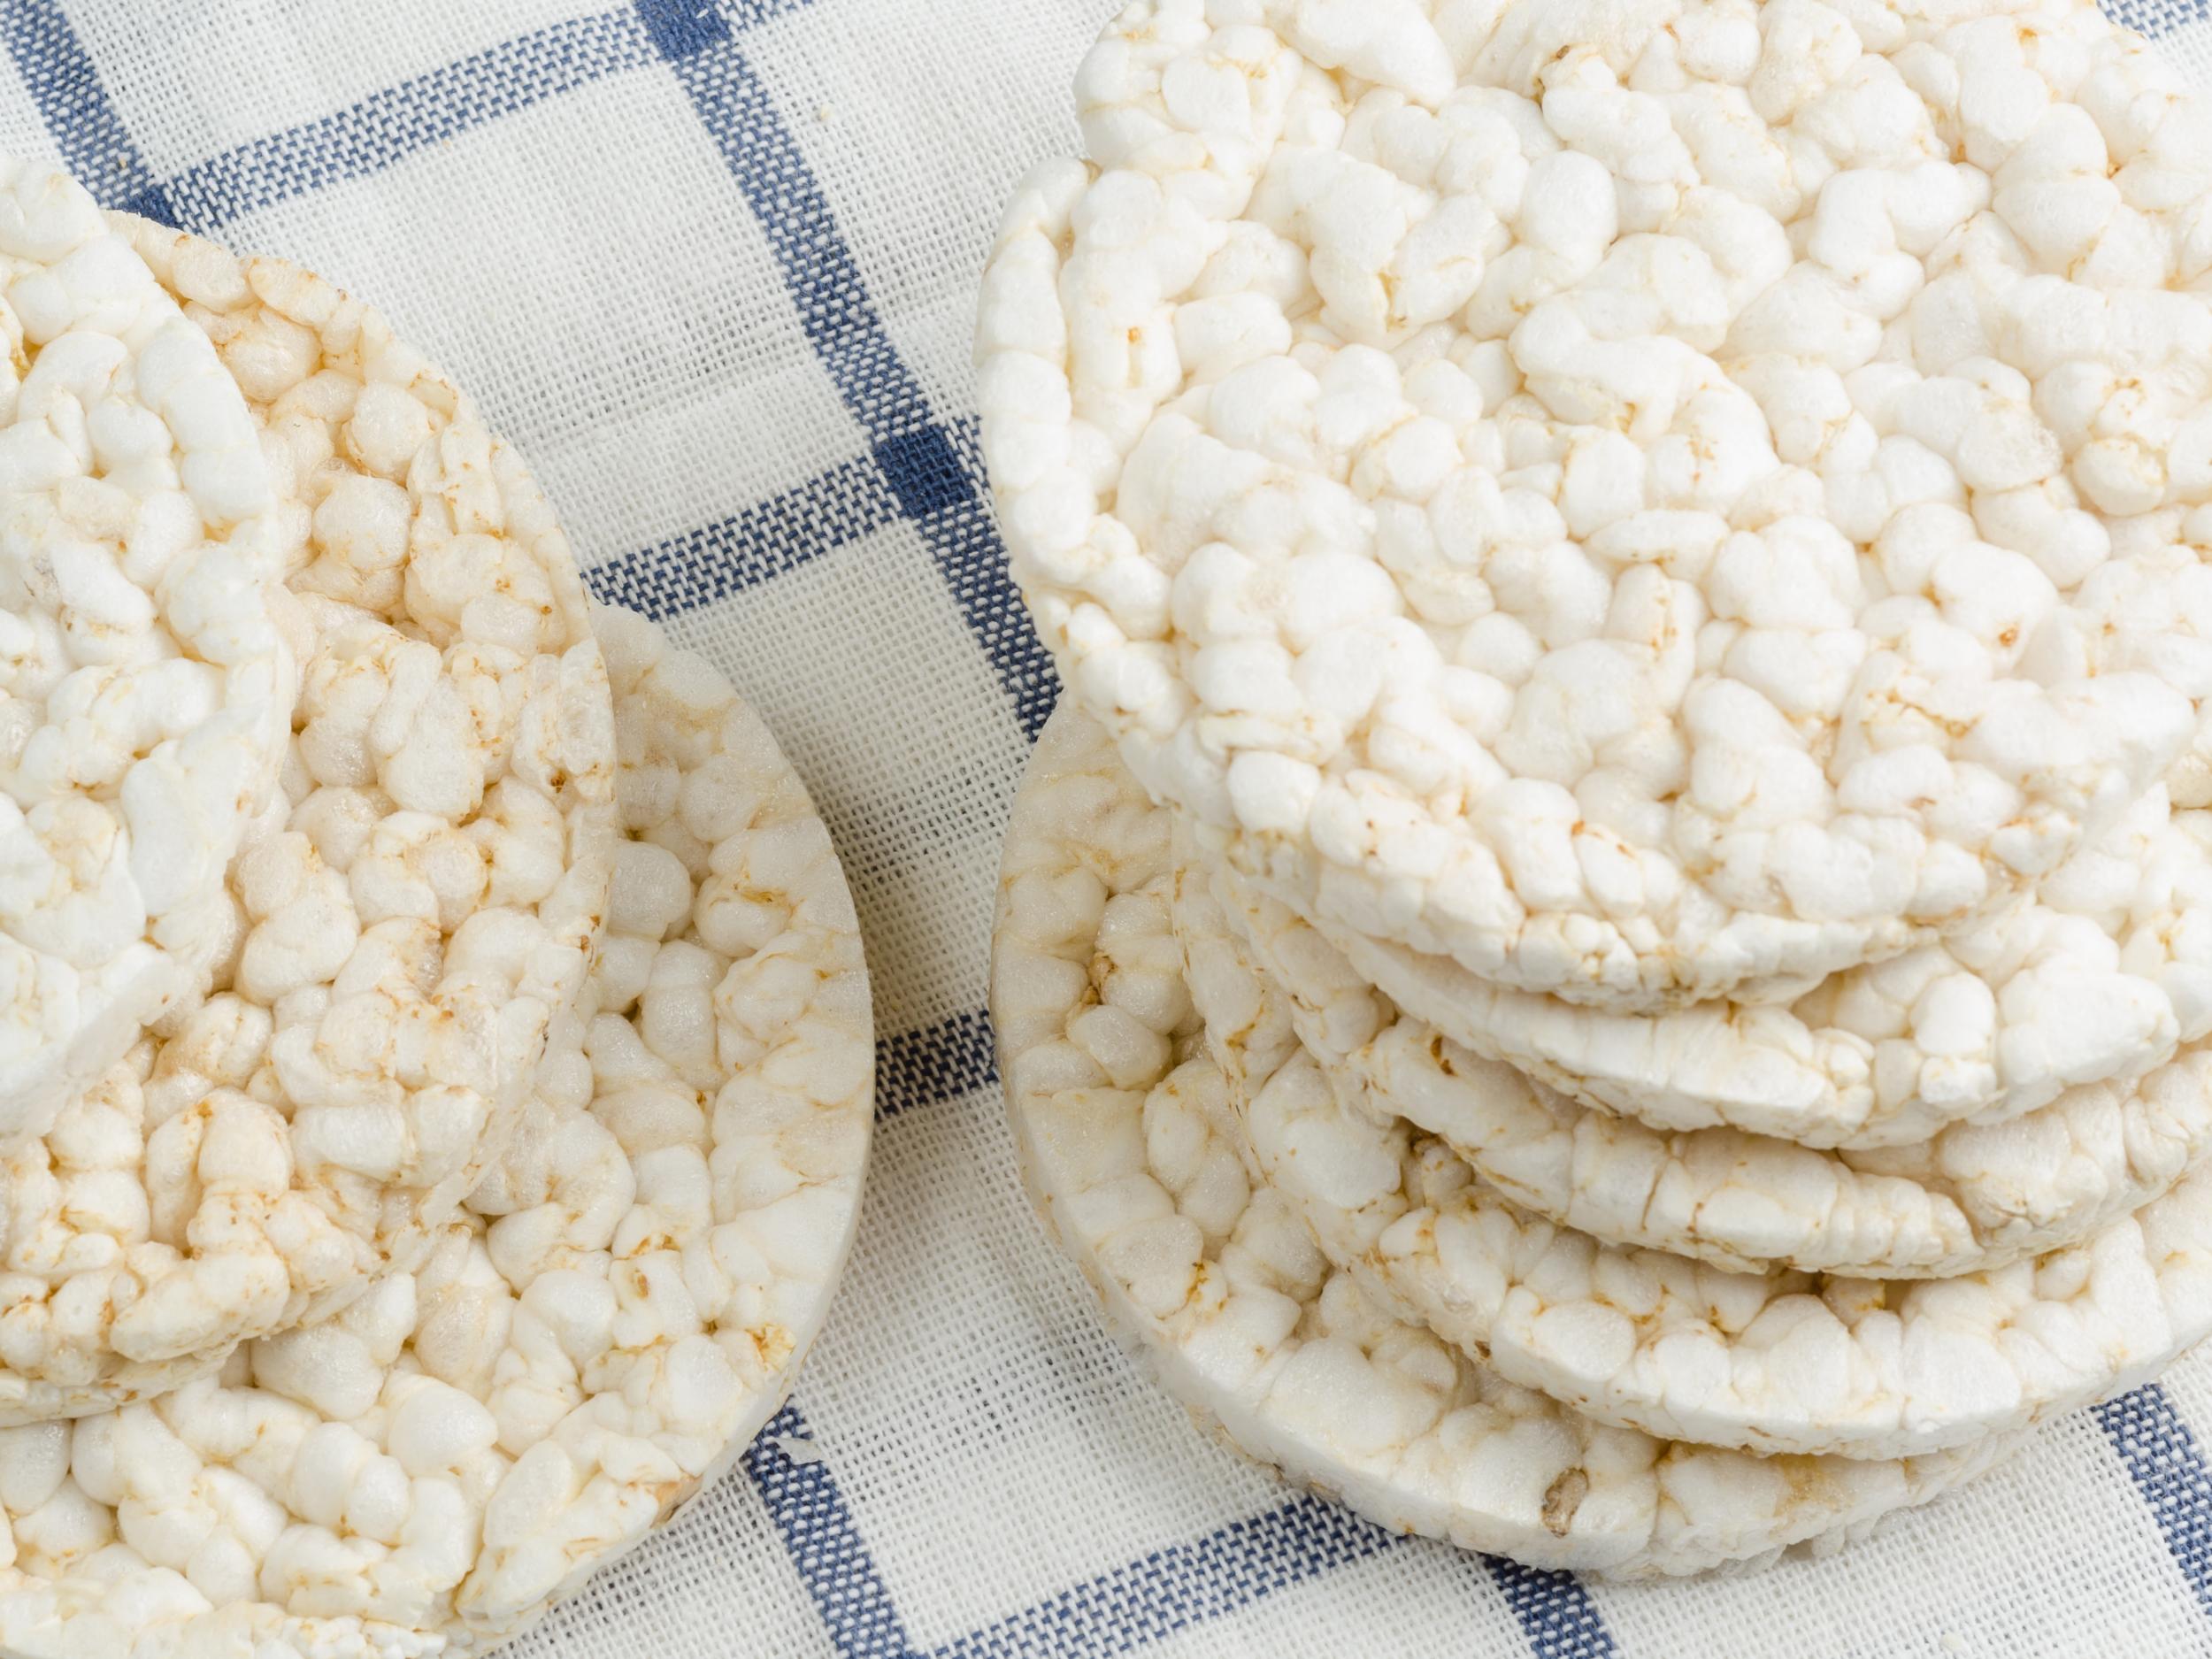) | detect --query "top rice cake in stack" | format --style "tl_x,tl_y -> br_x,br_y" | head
0,220 -> 619,1423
